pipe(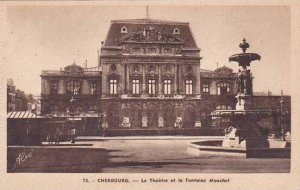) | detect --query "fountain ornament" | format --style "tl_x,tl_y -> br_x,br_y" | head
216,39 -> 270,149
187,39 -> 290,158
